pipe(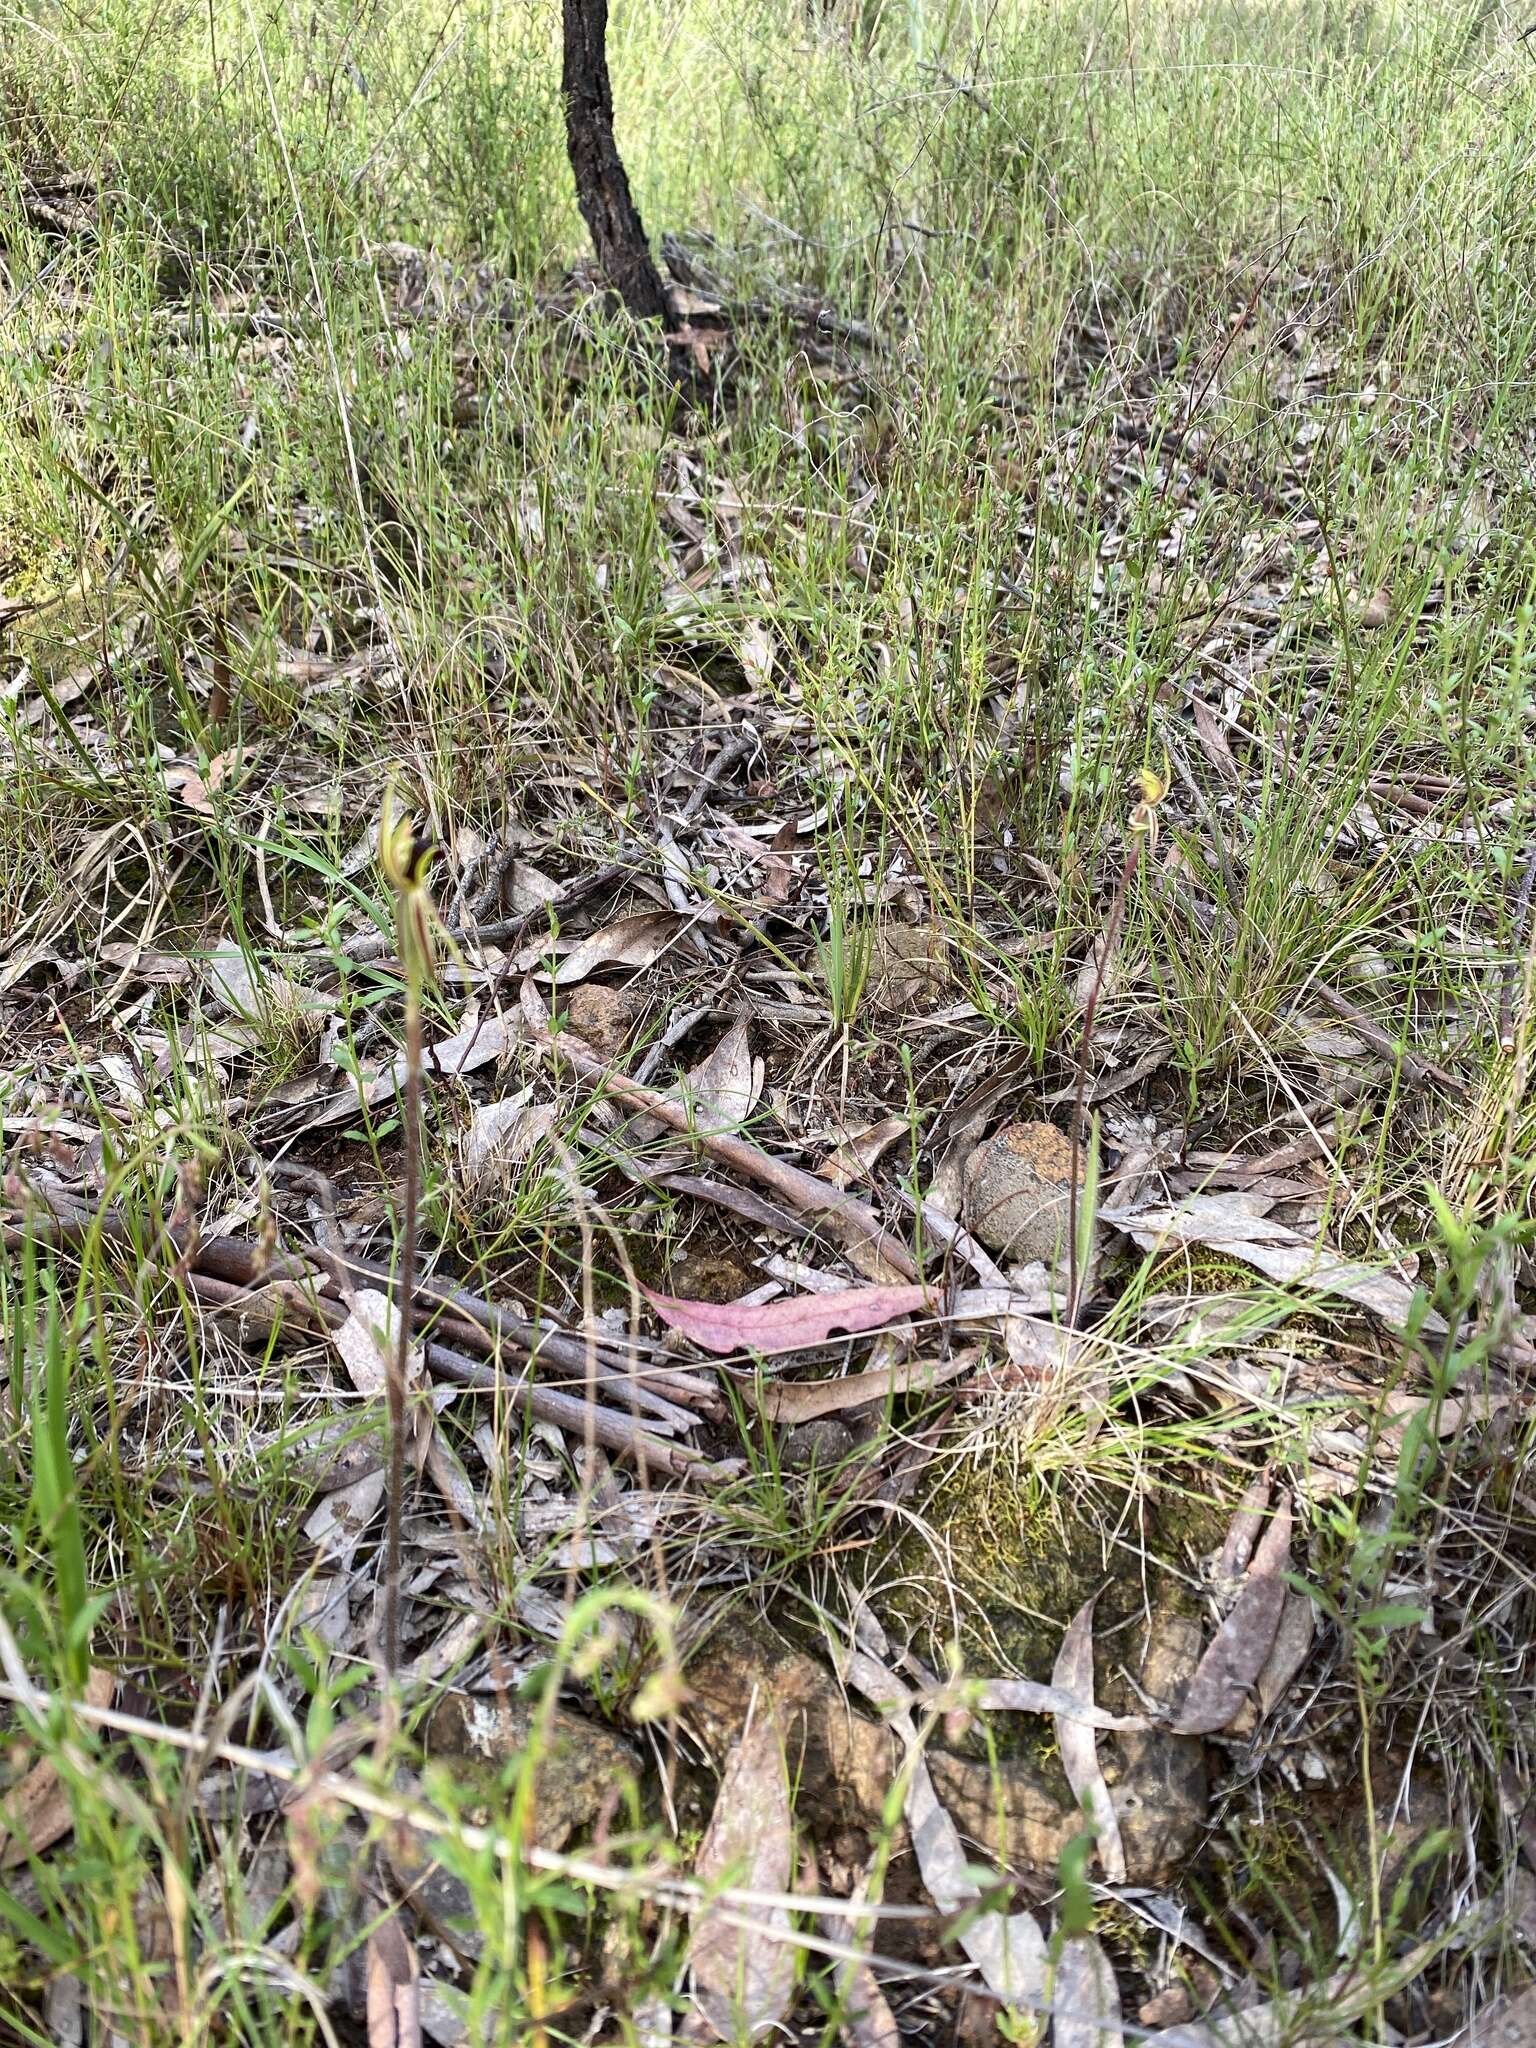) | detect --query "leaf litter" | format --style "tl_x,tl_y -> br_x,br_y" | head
2,159 -> 1531,2048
